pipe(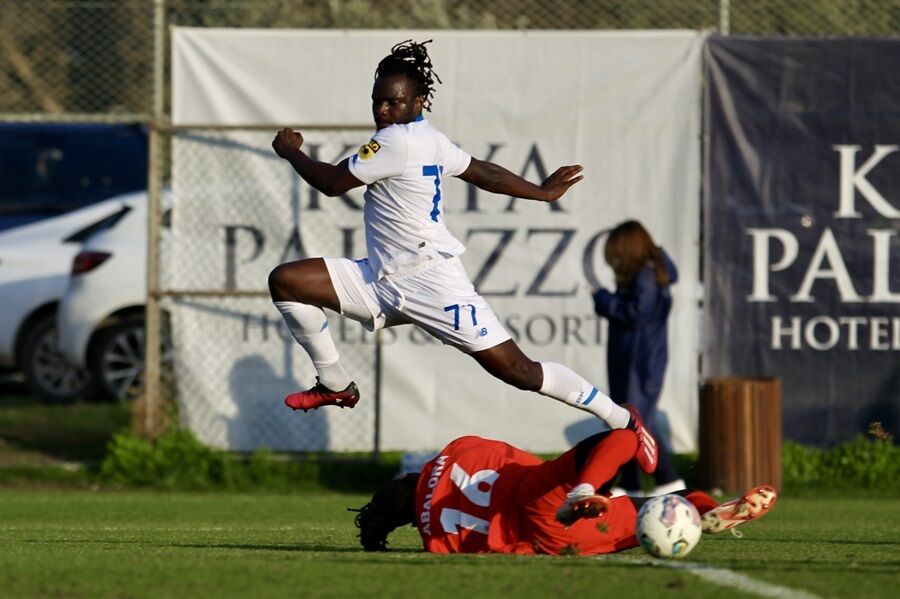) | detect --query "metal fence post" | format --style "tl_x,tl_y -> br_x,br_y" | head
373,330 -> 383,462
719,0 -> 731,34
140,0 -> 166,438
